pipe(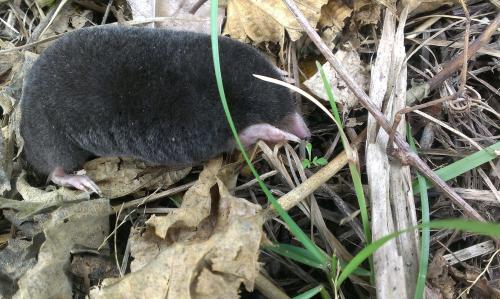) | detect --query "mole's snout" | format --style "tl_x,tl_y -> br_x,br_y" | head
284,112 -> 311,140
